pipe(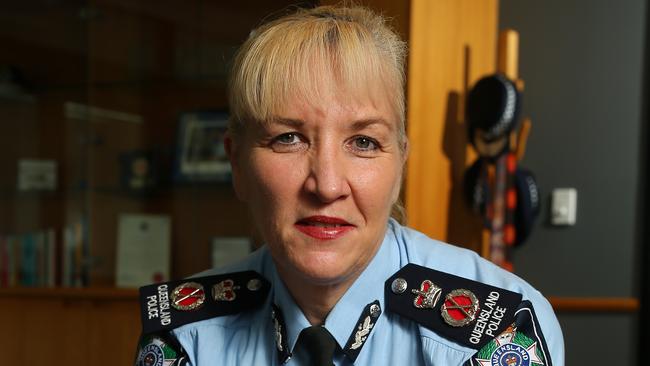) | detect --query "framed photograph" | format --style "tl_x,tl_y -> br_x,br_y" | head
119,149 -> 159,194
17,159 -> 57,191
174,111 -> 231,182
